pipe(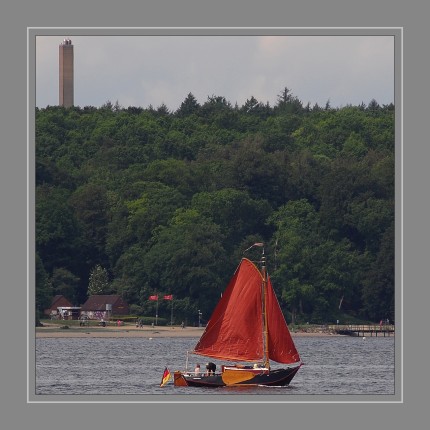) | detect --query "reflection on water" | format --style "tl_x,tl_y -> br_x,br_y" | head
35,336 -> 395,397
